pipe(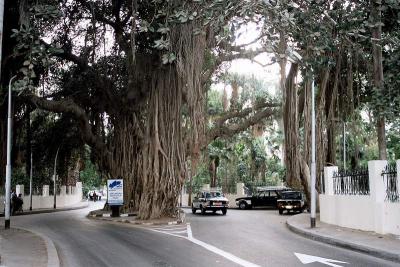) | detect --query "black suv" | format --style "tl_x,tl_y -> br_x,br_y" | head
235,186 -> 289,209
277,190 -> 306,214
